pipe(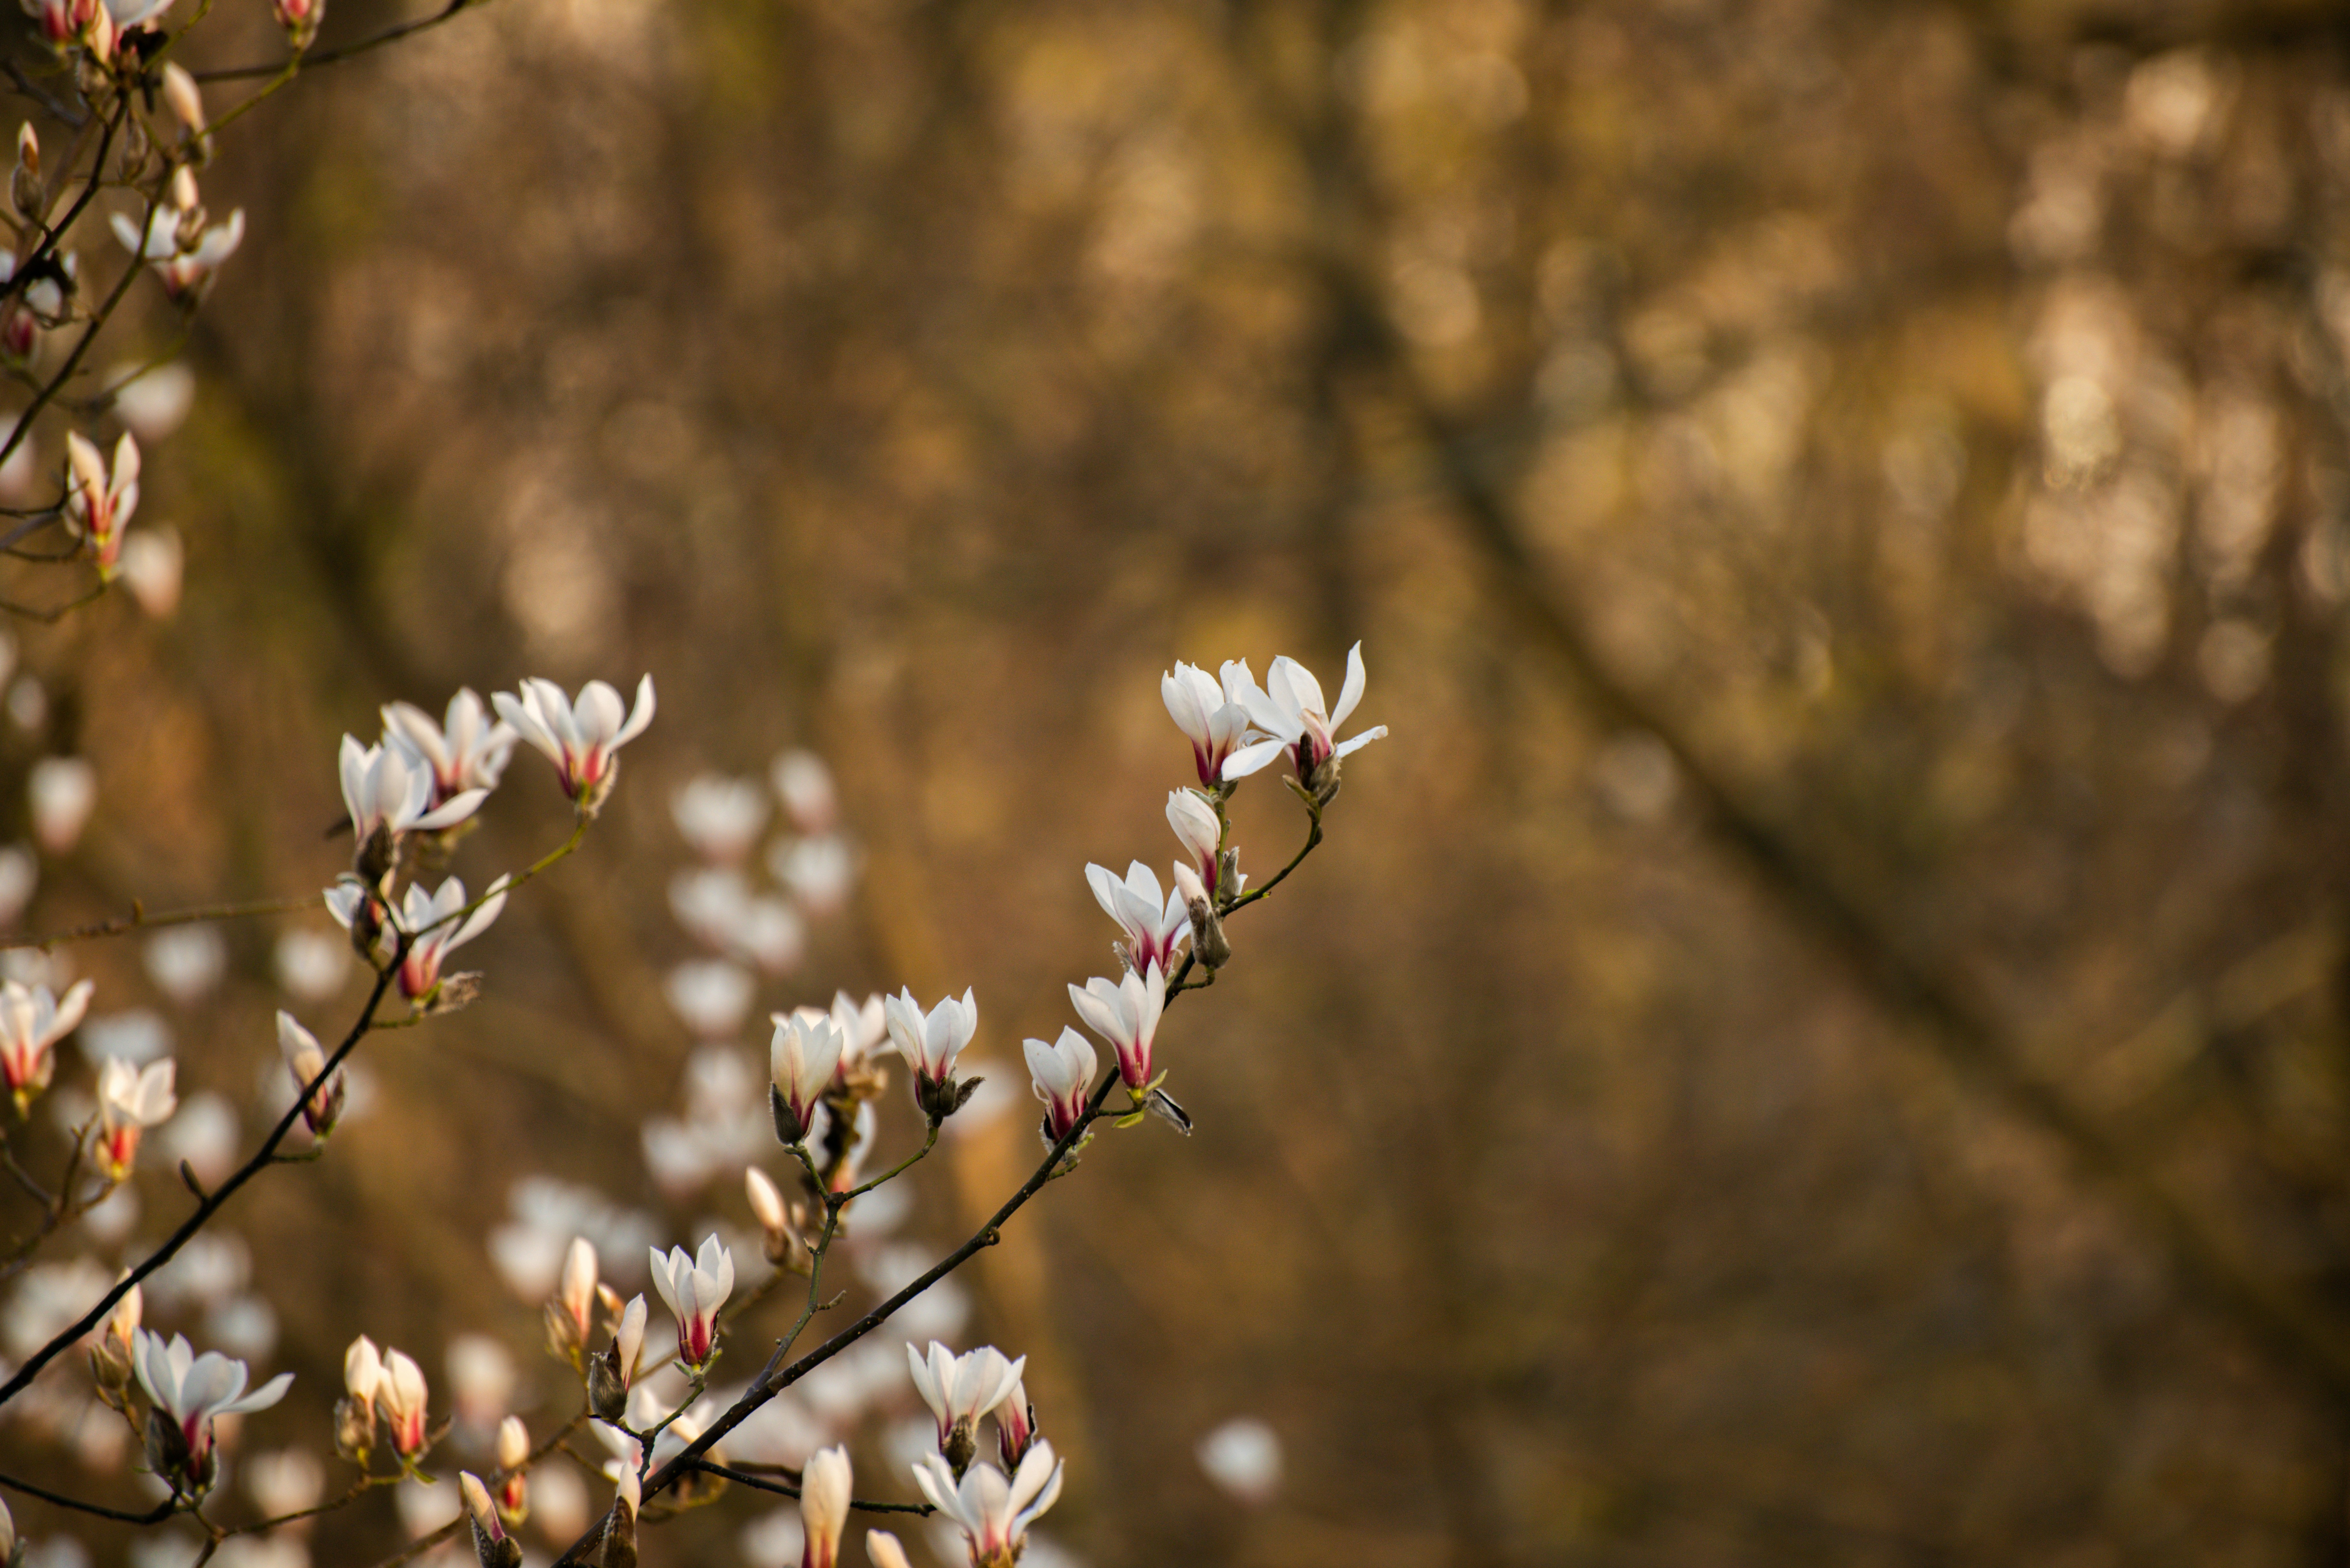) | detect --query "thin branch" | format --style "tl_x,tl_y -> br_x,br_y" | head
194,0 -> 479,82
0,1466 -> 178,1524
0,891 -> 322,951
681,1460 -> 936,1516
